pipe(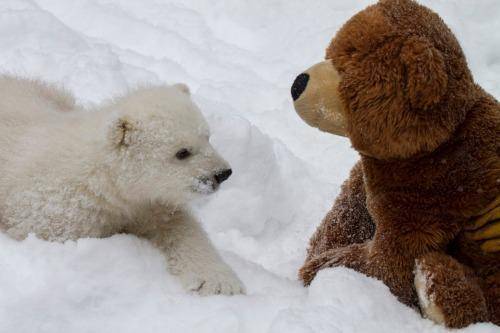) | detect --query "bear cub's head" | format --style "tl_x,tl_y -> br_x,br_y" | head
105,84 -> 231,205
291,0 -> 475,160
